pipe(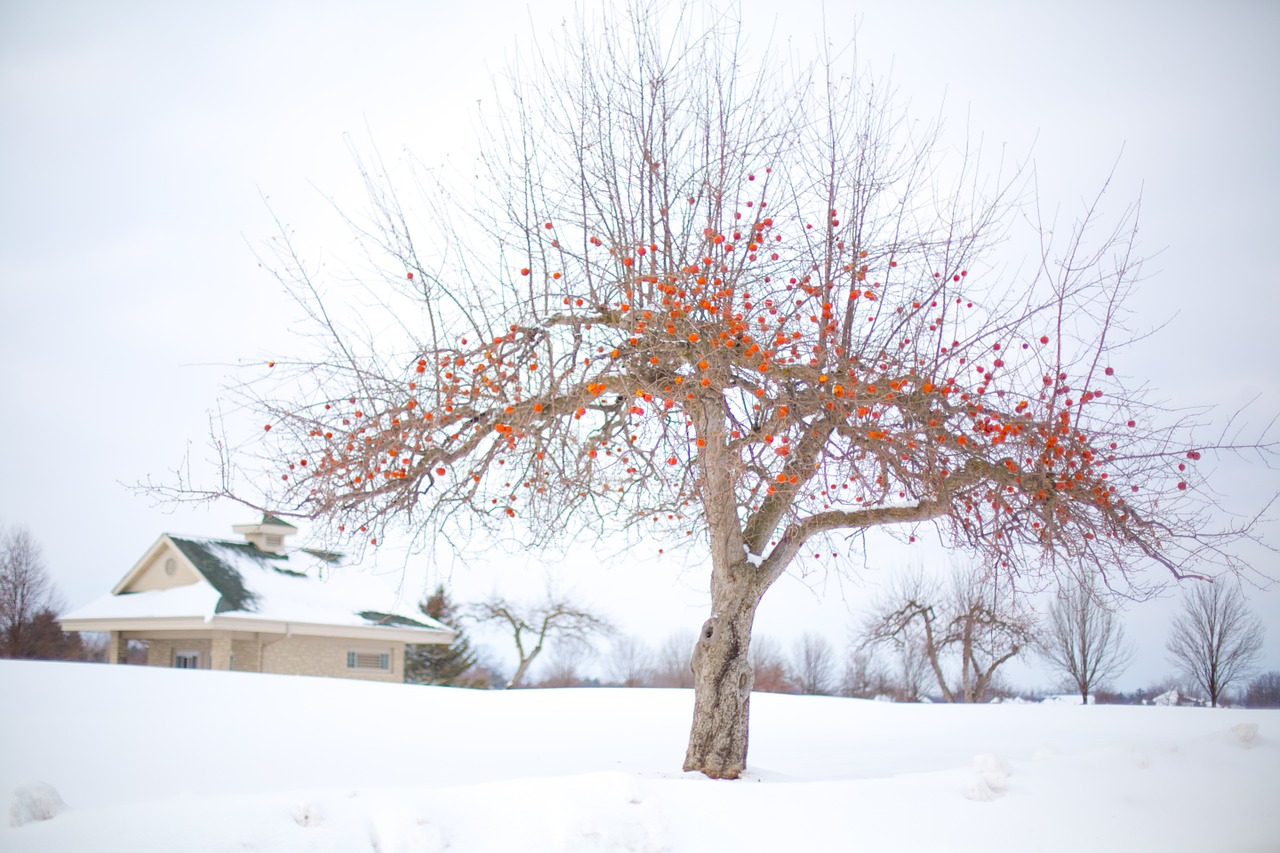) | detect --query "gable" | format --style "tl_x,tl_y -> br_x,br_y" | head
117,538 -> 202,593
